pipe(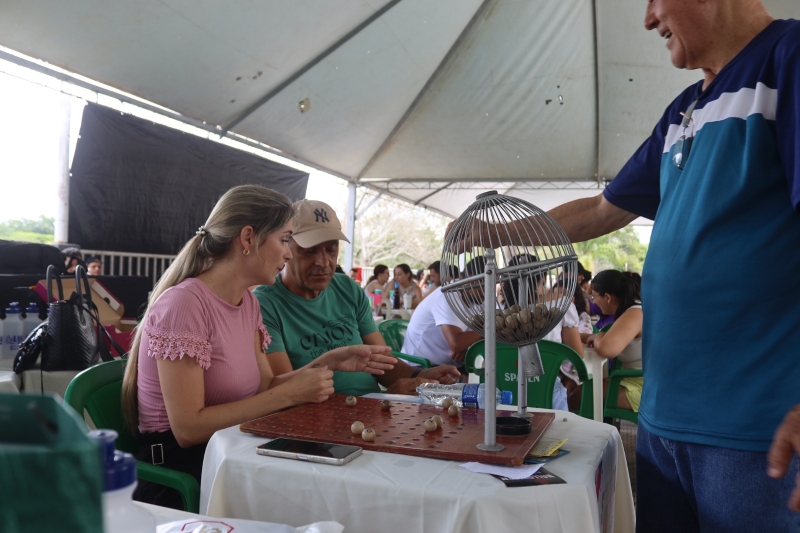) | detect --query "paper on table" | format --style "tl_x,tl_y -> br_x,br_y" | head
460,462 -> 544,480
528,438 -> 568,457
